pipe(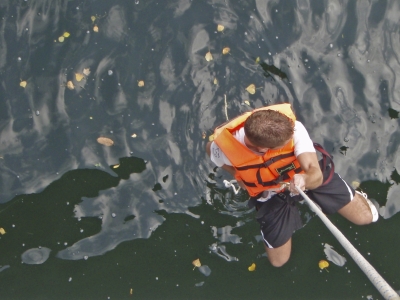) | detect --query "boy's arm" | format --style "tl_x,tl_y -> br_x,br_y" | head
290,152 -> 323,194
